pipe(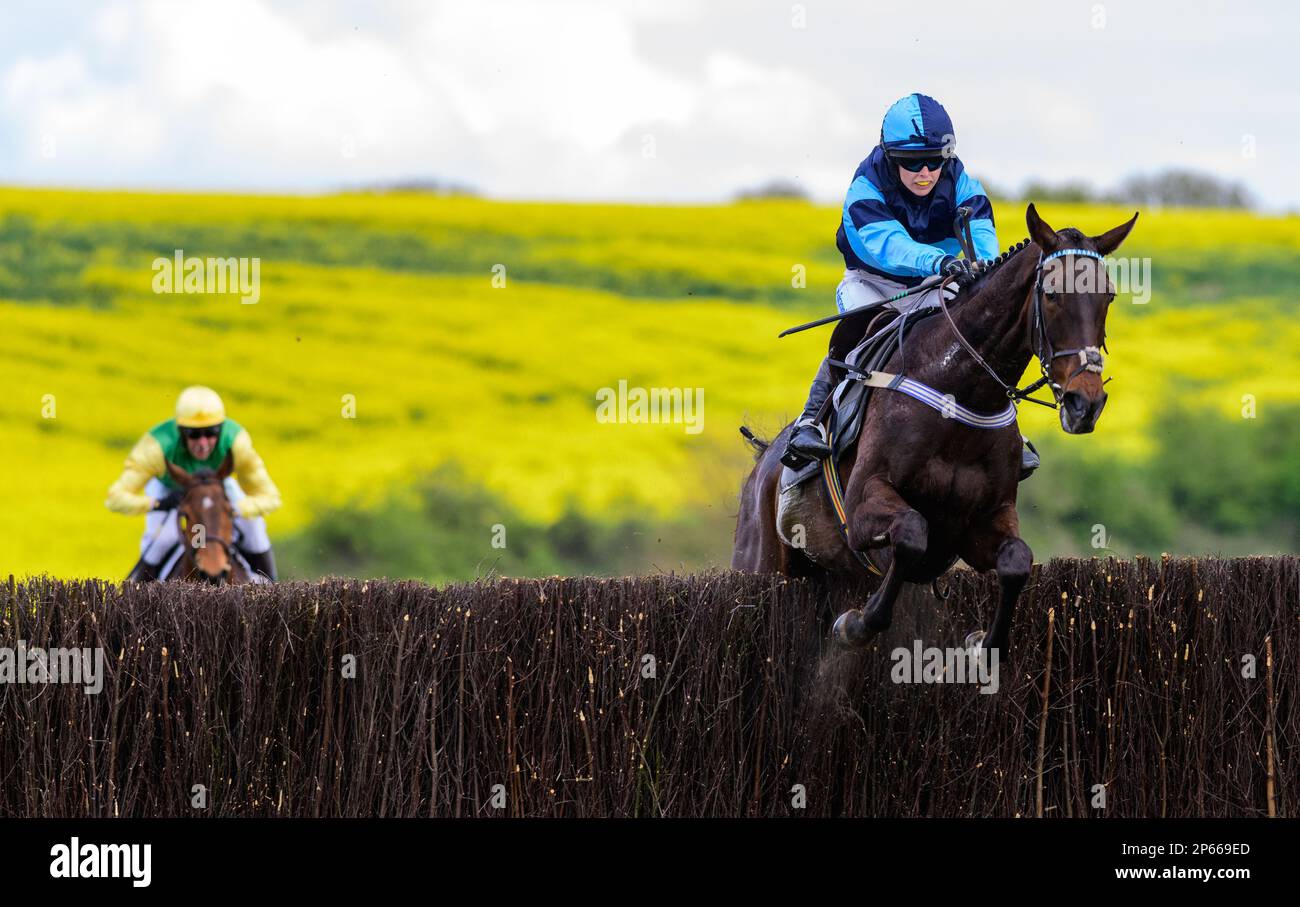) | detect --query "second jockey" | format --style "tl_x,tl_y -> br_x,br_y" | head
106,385 -> 282,581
